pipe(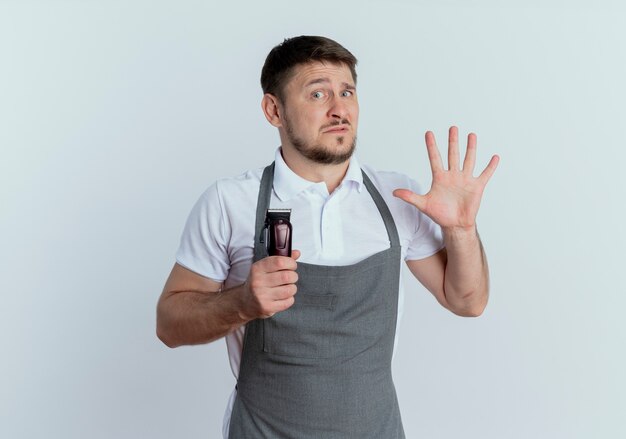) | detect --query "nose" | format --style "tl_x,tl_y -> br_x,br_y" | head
328,95 -> 349,120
